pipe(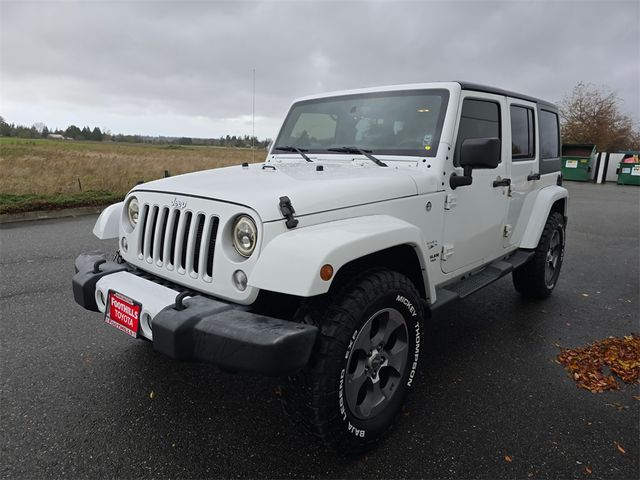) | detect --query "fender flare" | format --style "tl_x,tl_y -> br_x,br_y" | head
250,215 -> 427,297
92,202 -> 123,239
520,186 -> 568,249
